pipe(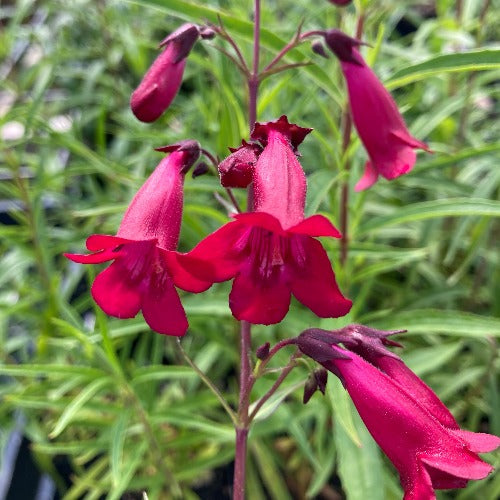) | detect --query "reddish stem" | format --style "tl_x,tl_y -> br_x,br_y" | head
339,13 -> 364,267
